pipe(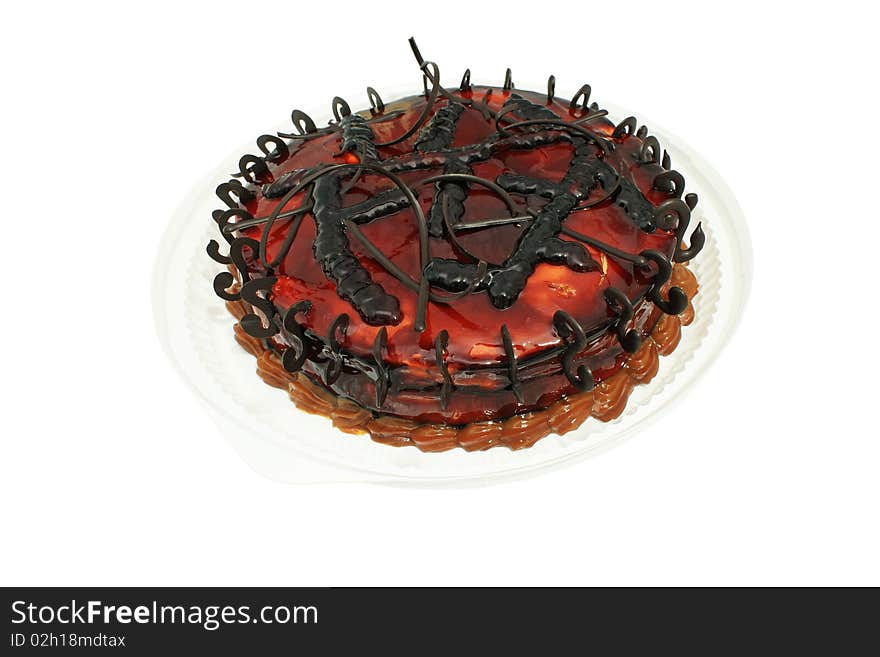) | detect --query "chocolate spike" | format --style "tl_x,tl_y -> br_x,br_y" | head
239,277 -> 280,339
654,170 -> 685,197
653,198 -> 690,232
331,97 -> 352,121
675,193 -> 703,260
256,135 -> 289,163
552,311 -> 595,391
612,116 -> 637,138
639,136 -> 661,164
675,223 -> 705,262
212,271 -> 239,301
604,288 -> 641,353
434,329 -> 453,409
278,109 -> 322,140
408,36 -> 425,66
323,313 -> 349,385
215,179 -> 253,209
215,207 -> 254,242
366,87 -> 385,114
570,84 -> 591,110
227,237 -> 260,283
207,239 -> 231,265
281,301 -> 313,373
372,327 -> 390,407
547,75 -> 556,103
292,109 -> 317,134
640,250 -> 688,315
234,154 -> 271,184
501,325 -> 524,403
503,68 -> 514,91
